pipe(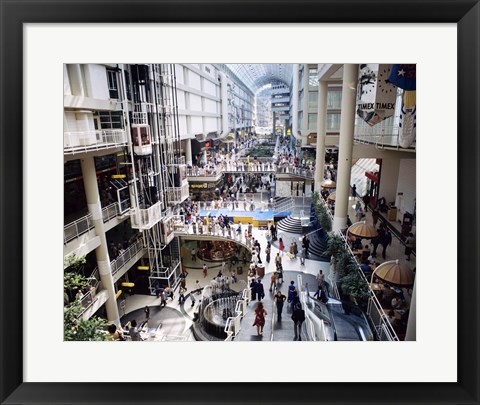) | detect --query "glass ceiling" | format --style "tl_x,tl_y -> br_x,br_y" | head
225,64 -> 293,94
